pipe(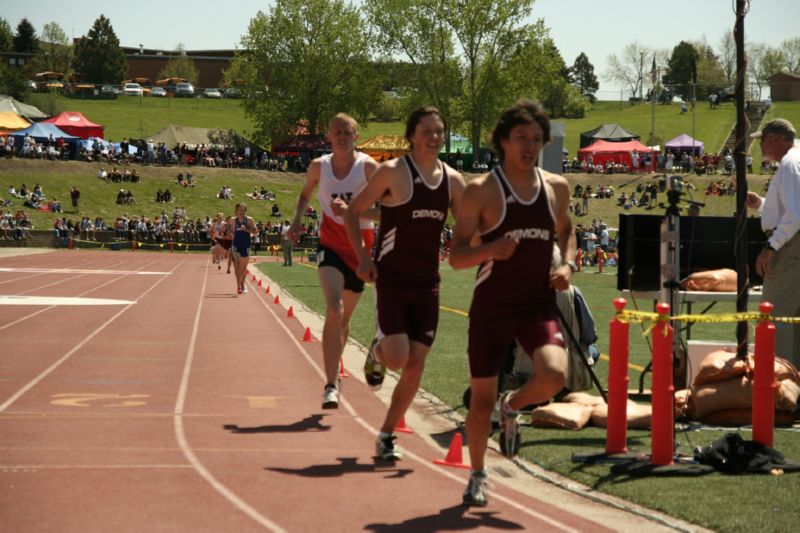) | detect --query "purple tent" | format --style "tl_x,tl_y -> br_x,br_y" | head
665,133 -> 704,155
